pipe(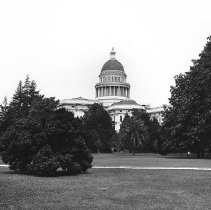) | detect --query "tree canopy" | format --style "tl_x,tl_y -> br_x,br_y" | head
0,76 -> 93,175
119,109 -> 157,154
160,36 -> 211,157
